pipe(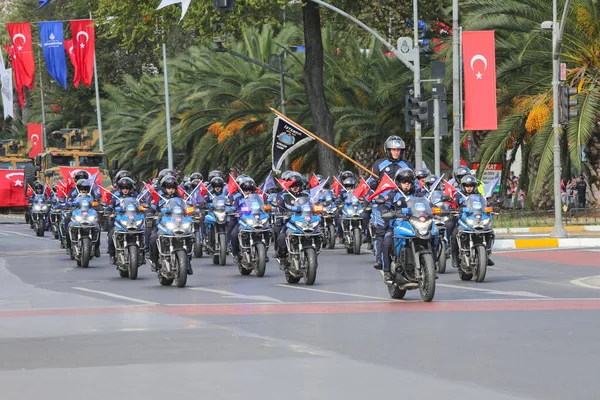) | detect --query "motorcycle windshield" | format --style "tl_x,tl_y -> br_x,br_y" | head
77,195 -> 94,211
165,197 -> 187,216
429,190 -> 443,205
465,194 -> 486,216
242,193 -> 264,215
34,194 -> 46,204
344,193 -> 360,206
295,196 -> 313,219
212,195 -> 227,212
122,198 -> 140,214
408,197 -> 433,218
